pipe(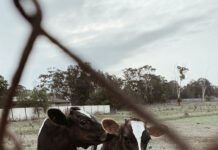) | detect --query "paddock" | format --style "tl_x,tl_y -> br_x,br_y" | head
4,102 -> 218,150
